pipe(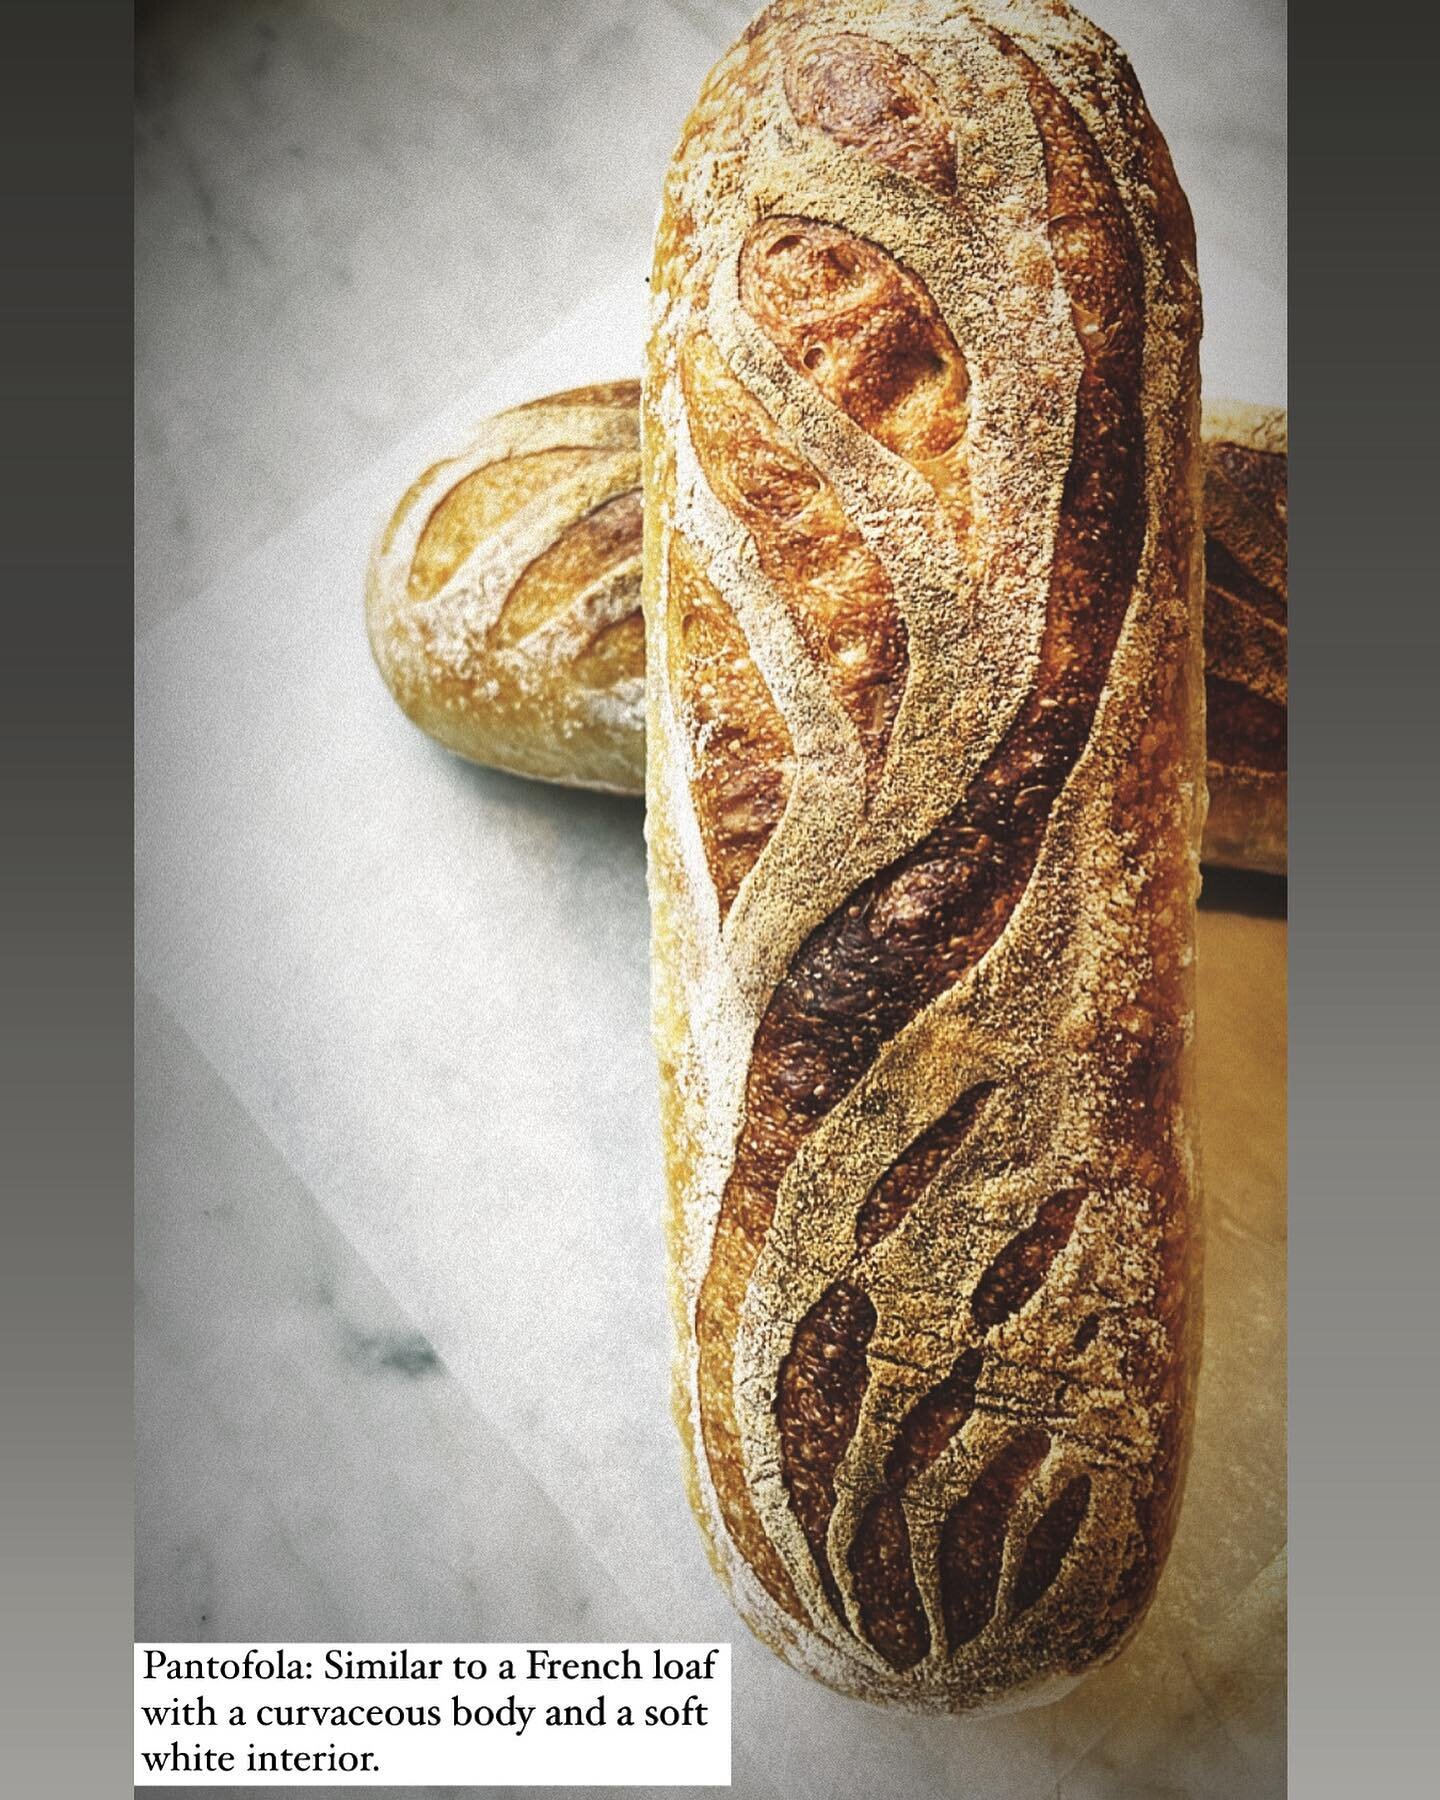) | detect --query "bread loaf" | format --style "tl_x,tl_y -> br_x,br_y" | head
364,381 -> 644,792
1199,399 -> 1287,874
643,0 -> 1204,1712
369,384 -> 1284,871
